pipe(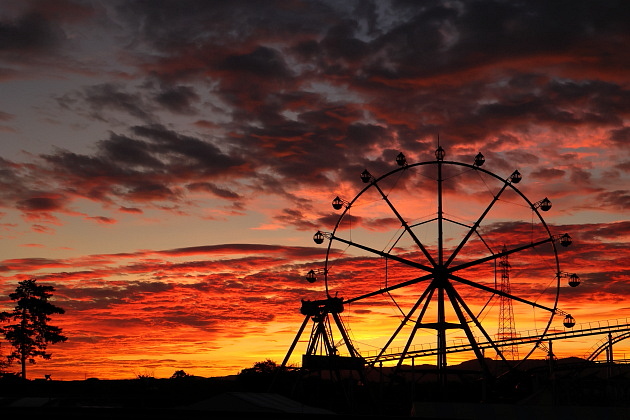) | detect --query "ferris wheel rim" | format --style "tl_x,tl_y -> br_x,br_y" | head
320,156 -> 563,366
